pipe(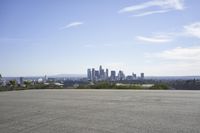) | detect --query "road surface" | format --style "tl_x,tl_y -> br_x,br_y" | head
0,89 -> 200,133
